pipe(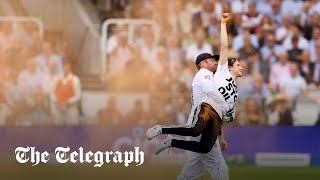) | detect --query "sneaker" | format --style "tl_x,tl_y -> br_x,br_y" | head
155,135 -> 173,155
146,125 -> 163,140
